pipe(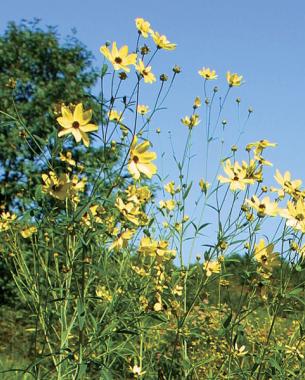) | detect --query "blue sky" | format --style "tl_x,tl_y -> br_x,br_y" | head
2,0 -> 305,260
2,0 -> 305,177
